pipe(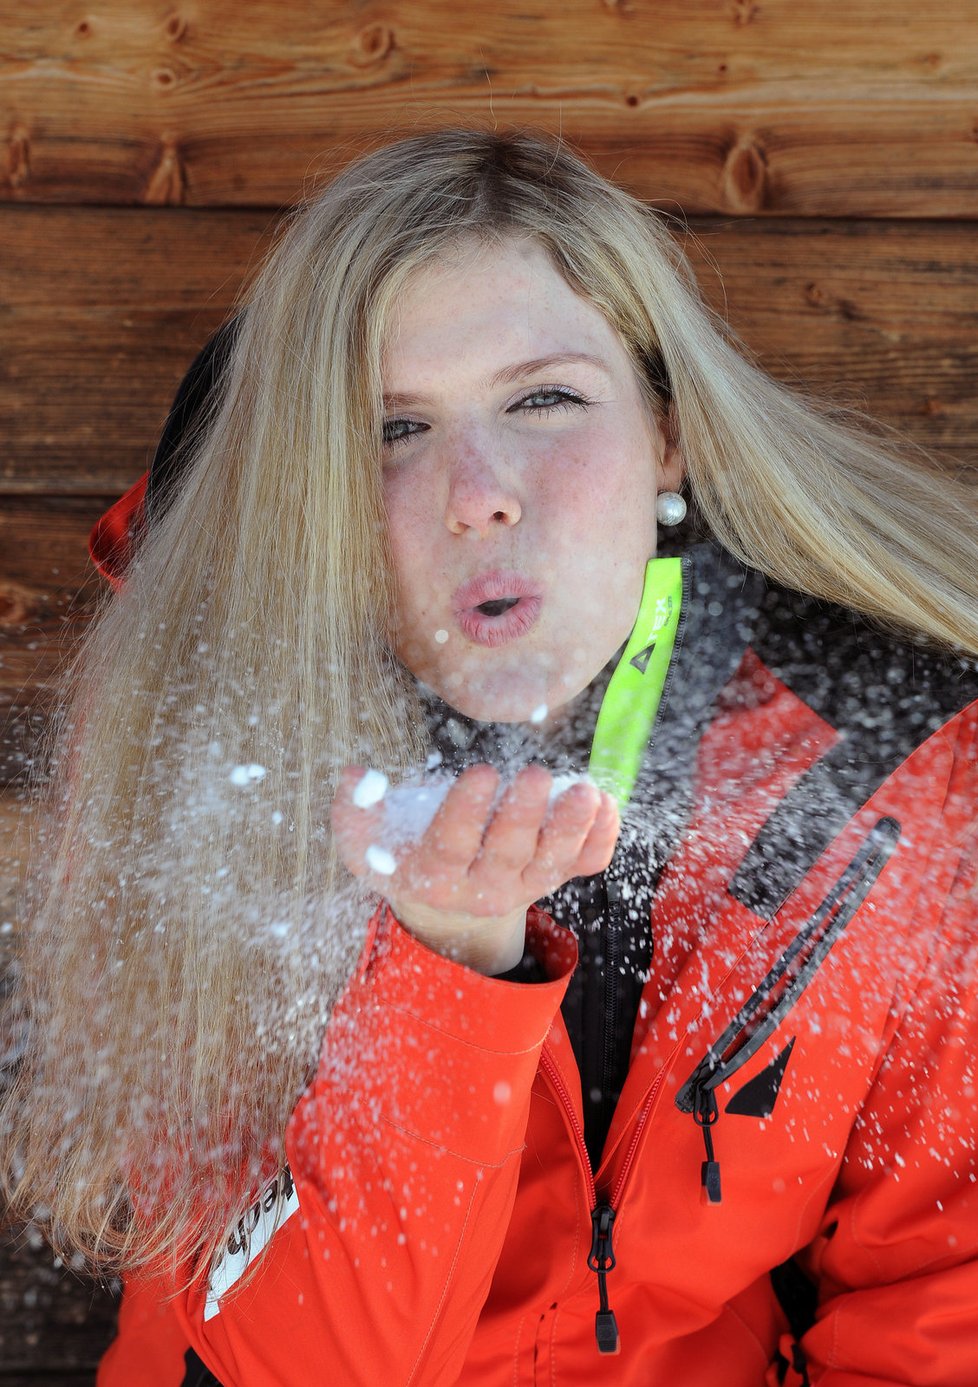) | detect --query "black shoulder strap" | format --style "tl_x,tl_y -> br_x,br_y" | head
145,314 -> 243,527
729,583 -> 977,919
